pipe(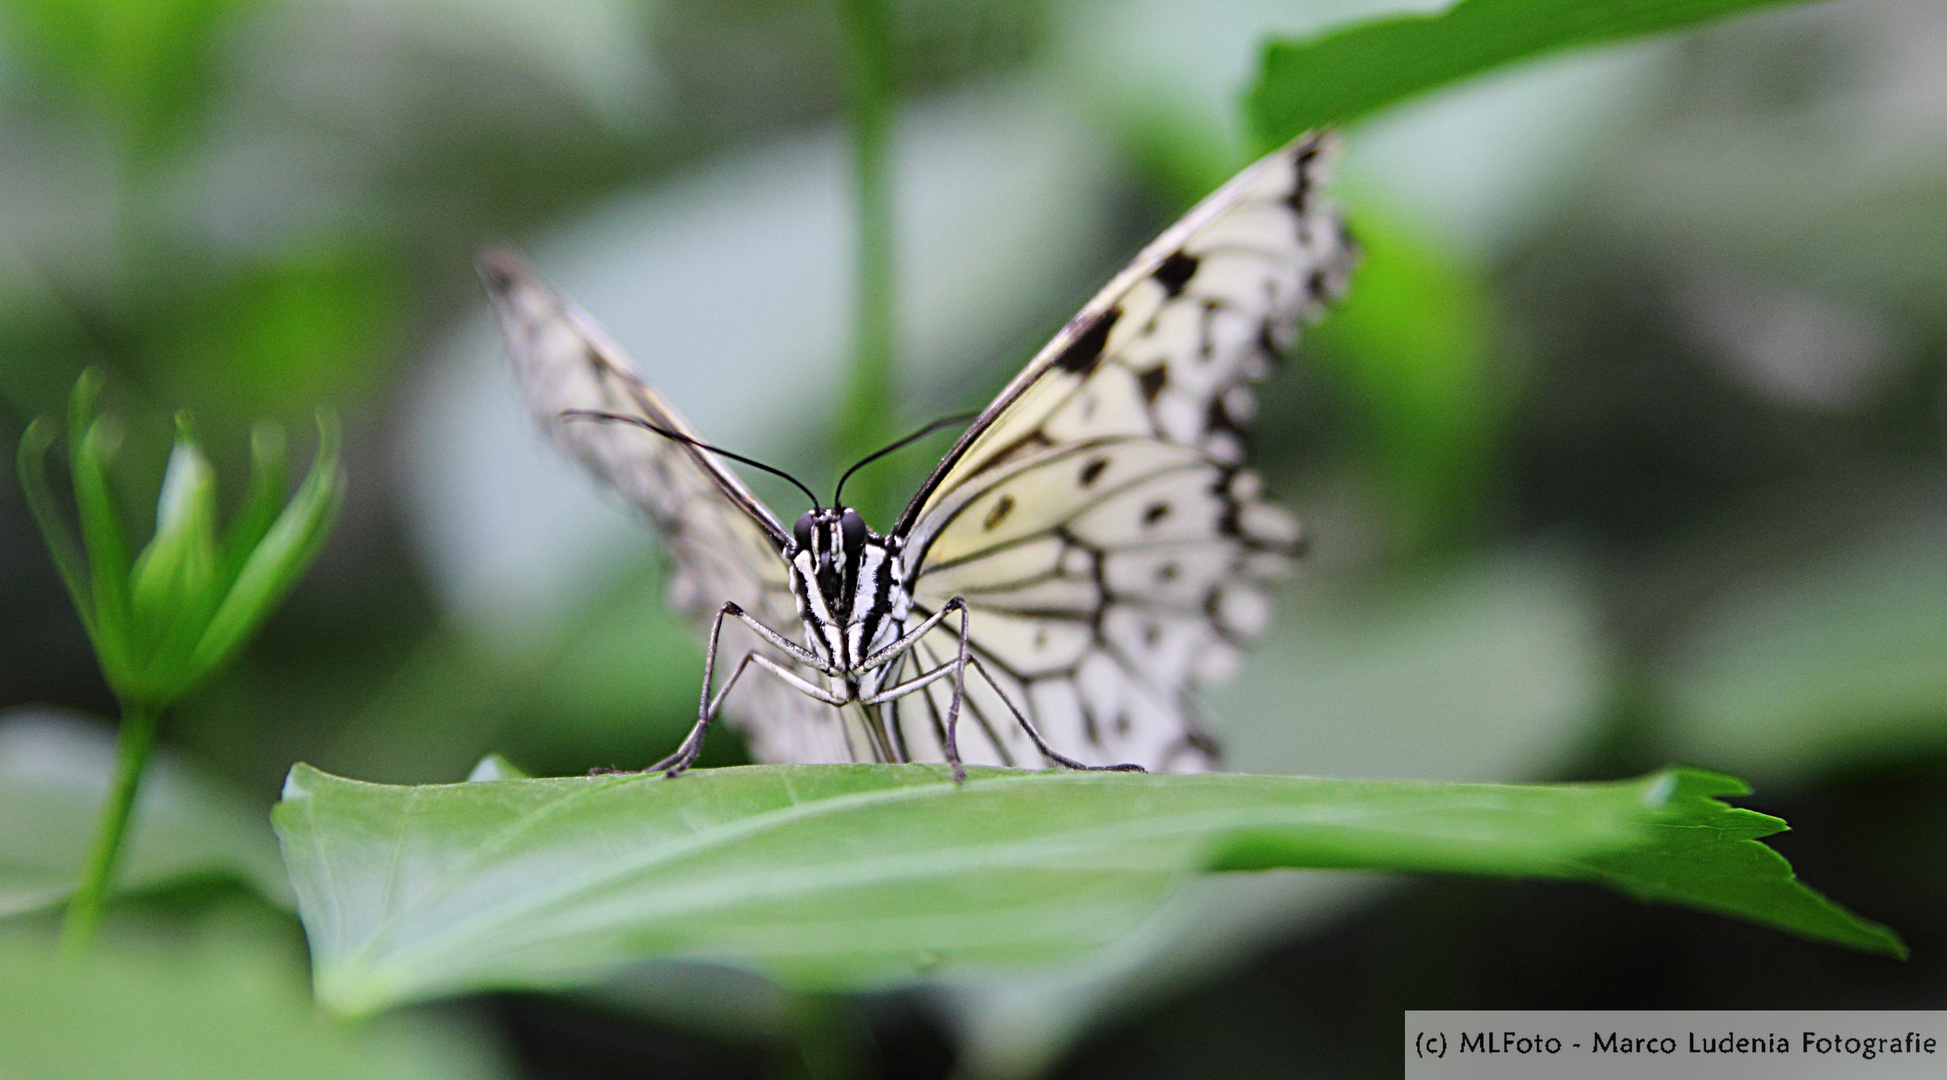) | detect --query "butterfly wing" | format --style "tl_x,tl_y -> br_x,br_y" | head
479,249 -> 861,765
889,132 -> 1355,773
